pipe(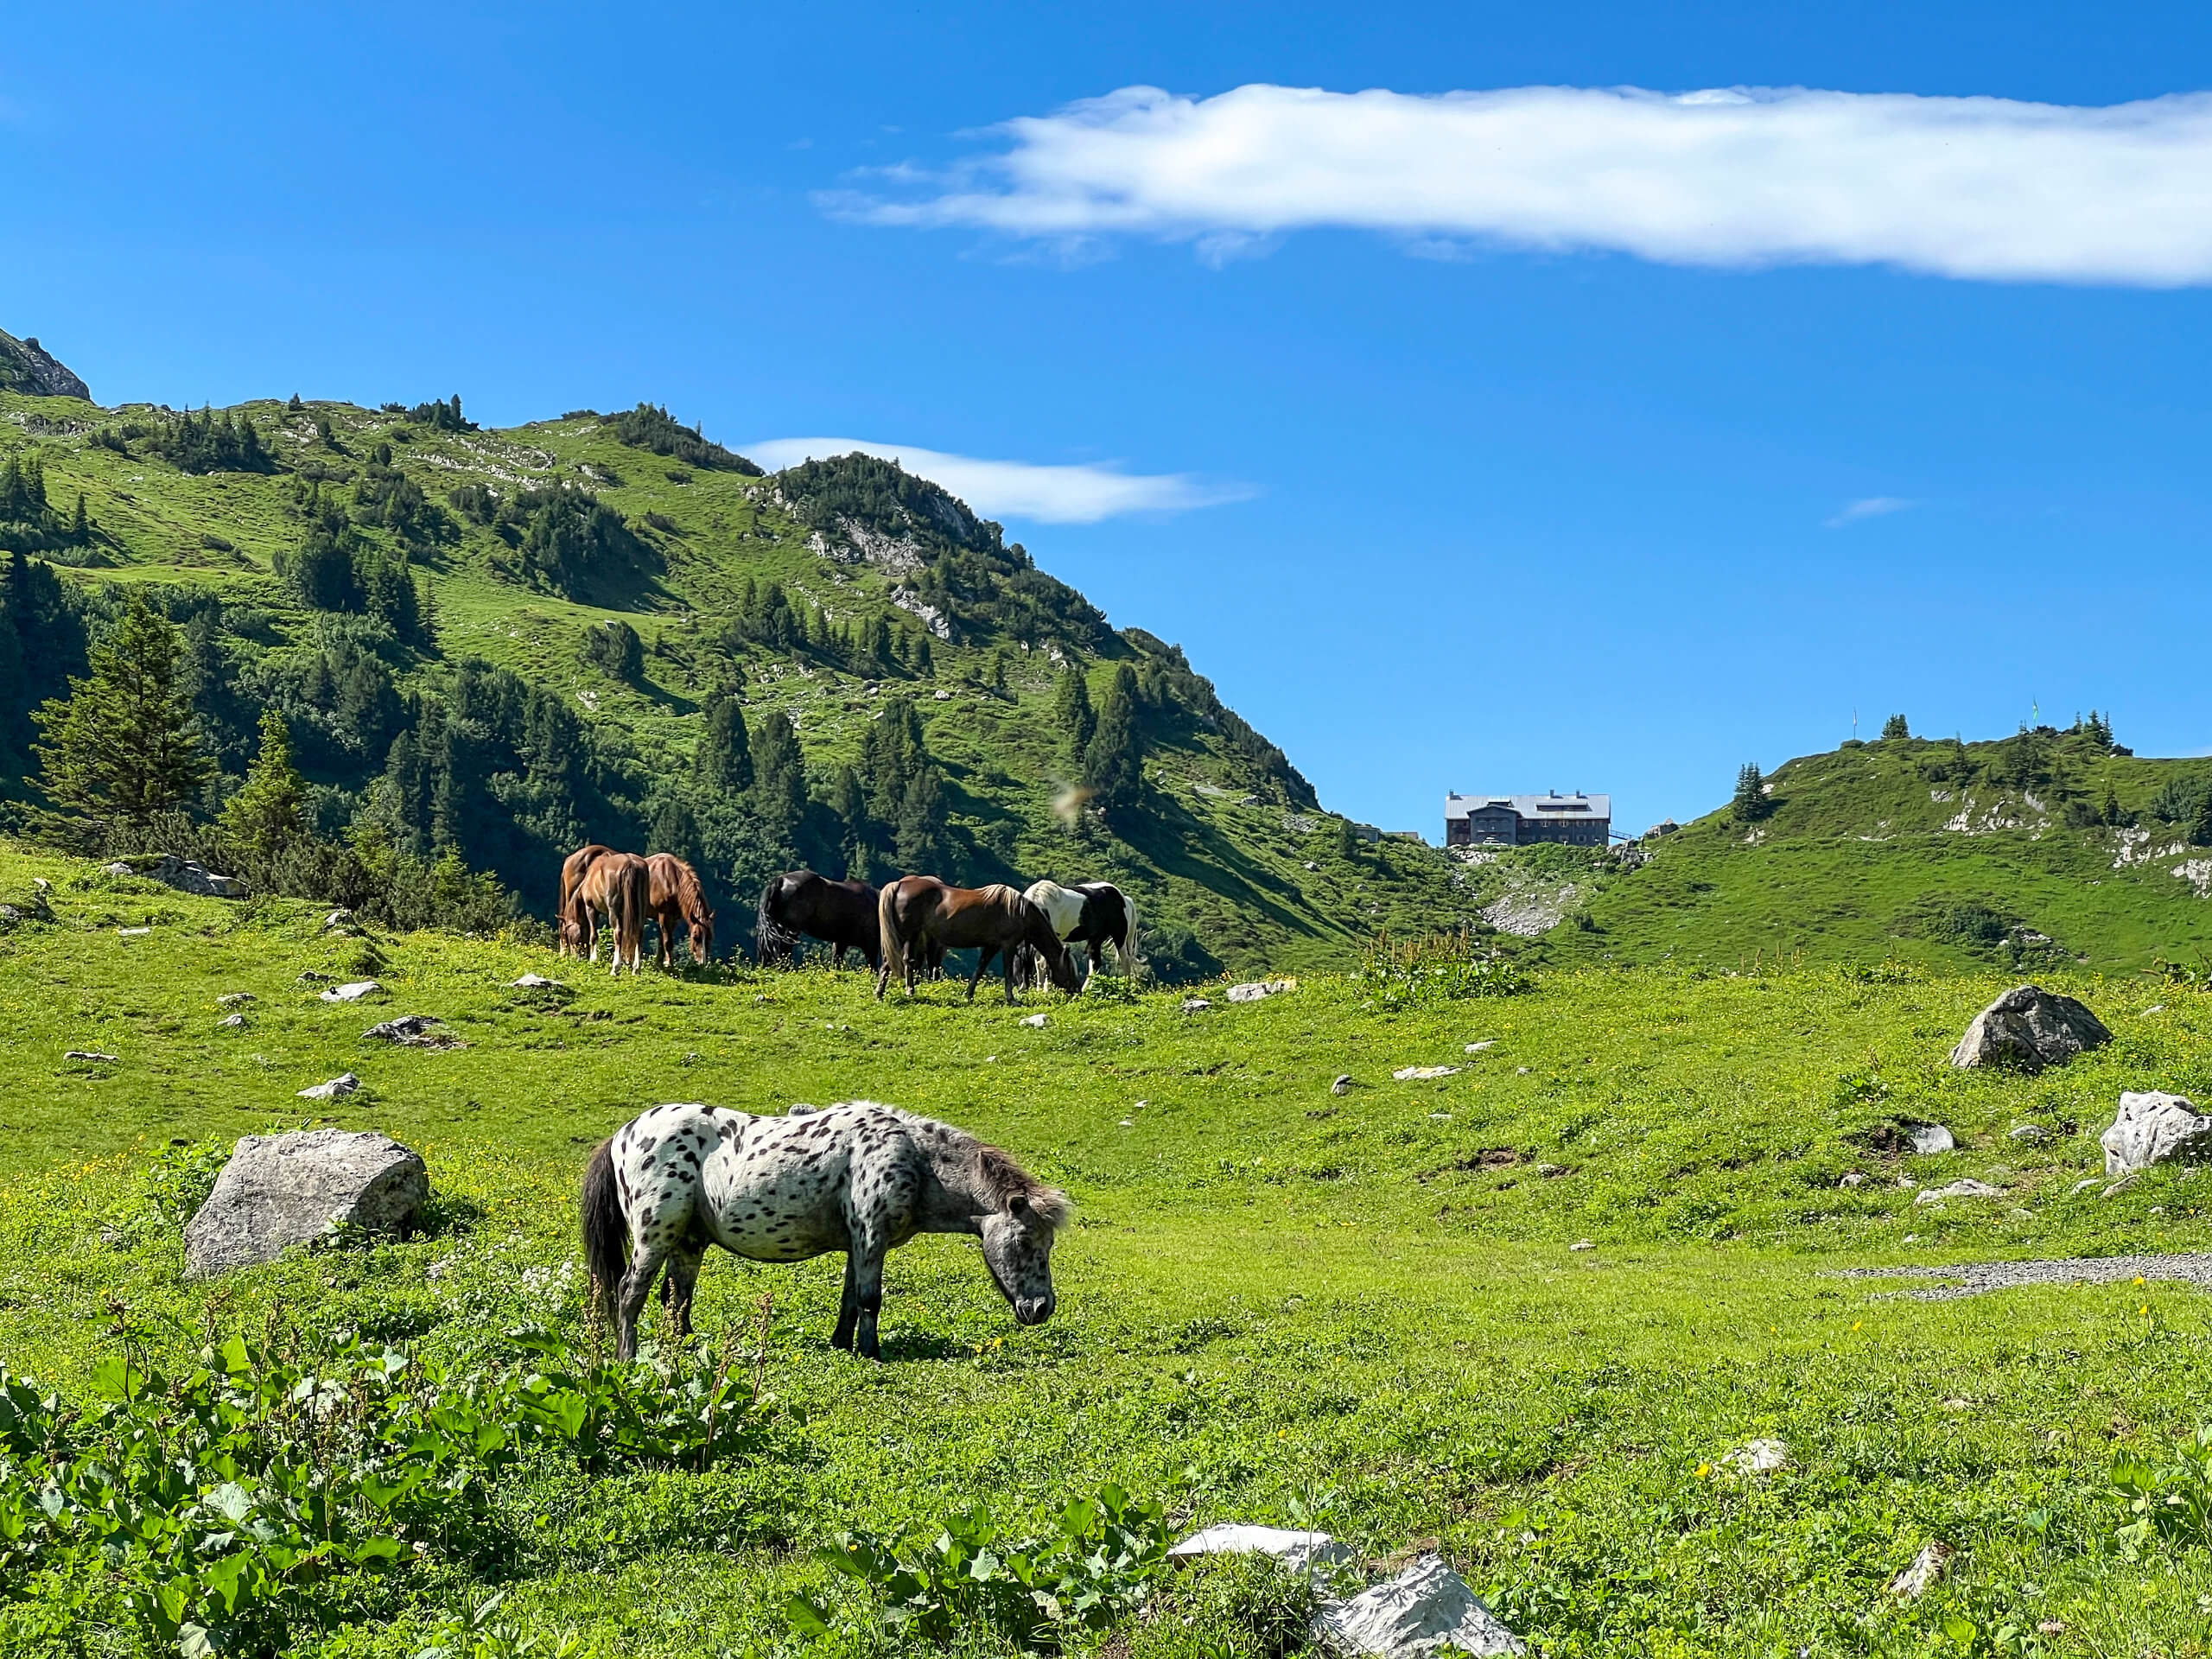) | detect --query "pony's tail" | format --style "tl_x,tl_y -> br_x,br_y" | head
756,875 -> 796,965
582,1139 -> 629,1321
1121,887 -> 1142,979
878,880 -> 907,985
